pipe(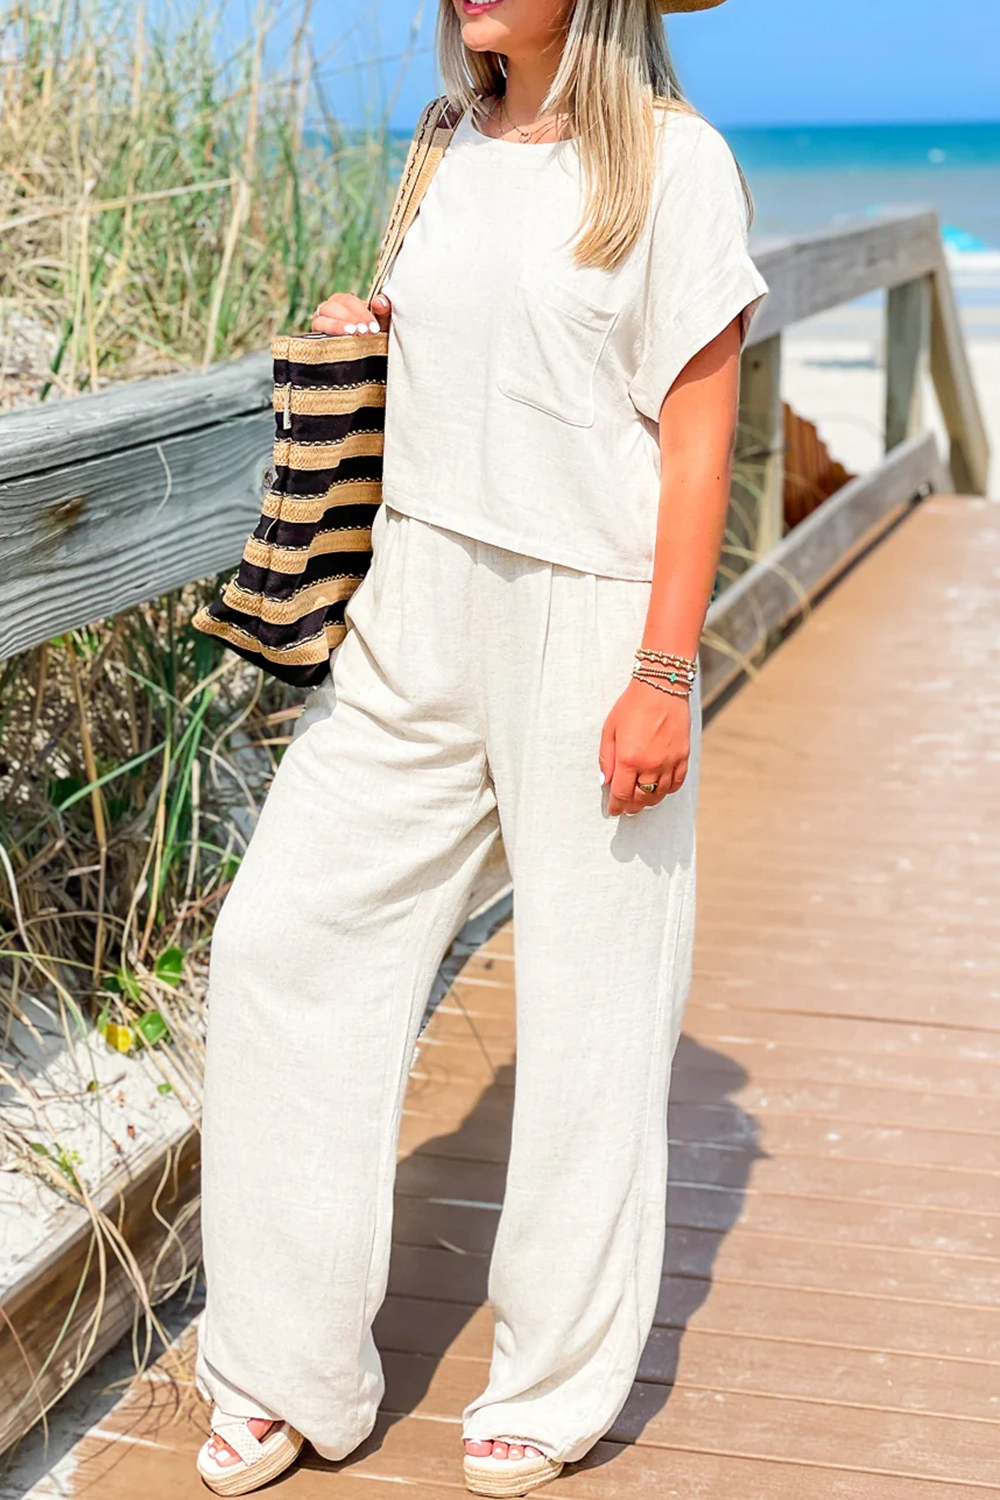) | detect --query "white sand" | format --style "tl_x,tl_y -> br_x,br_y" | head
0,1011 -> 196,1293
